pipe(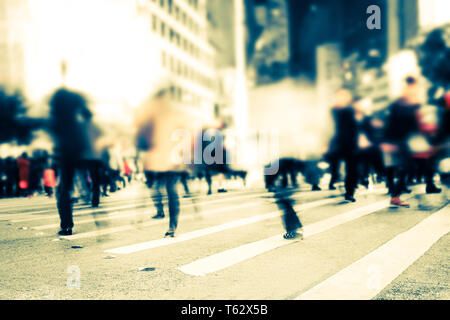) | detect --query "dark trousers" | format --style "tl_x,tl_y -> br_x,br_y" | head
56,160 -> 76,230
328,152 -> 358,197
56,159 -> 102,230
358,147 -> 385,184
83,160 -> 102,207
386,166 -> 408,197
44,186 -> 53,197
413,158 -> 437,187
145,171 -> 180,231
273,188 -> 303,233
